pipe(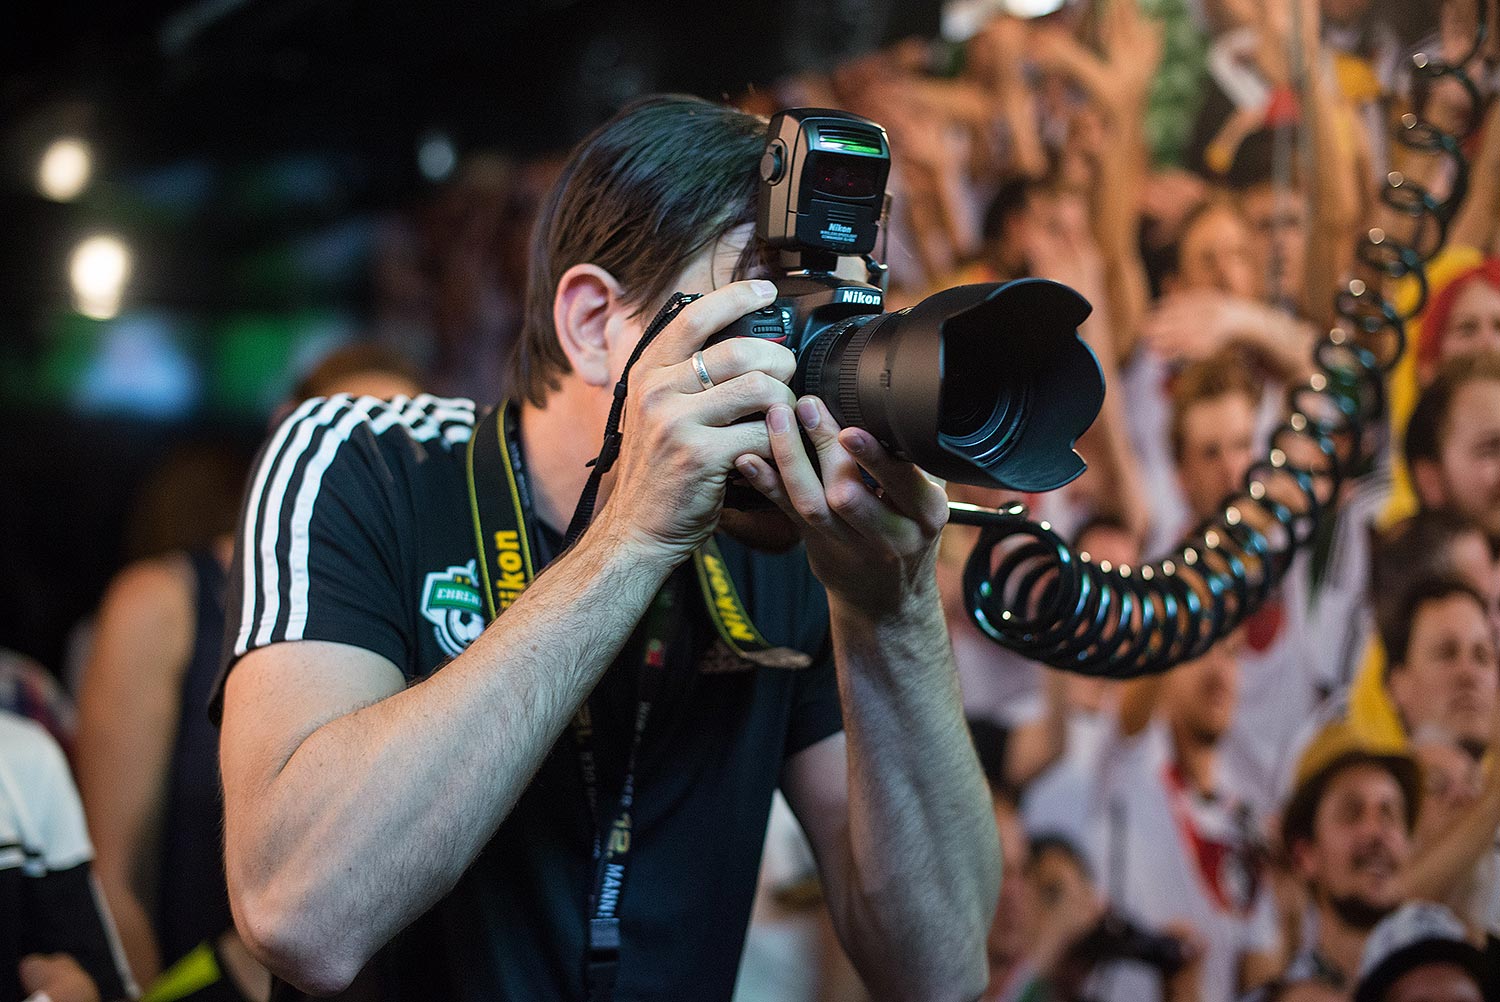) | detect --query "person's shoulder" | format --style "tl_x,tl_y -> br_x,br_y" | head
0,711 -> 70,790
96,552 -> 196,638
279,392 -> 478,452
258,393 -> 479,495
